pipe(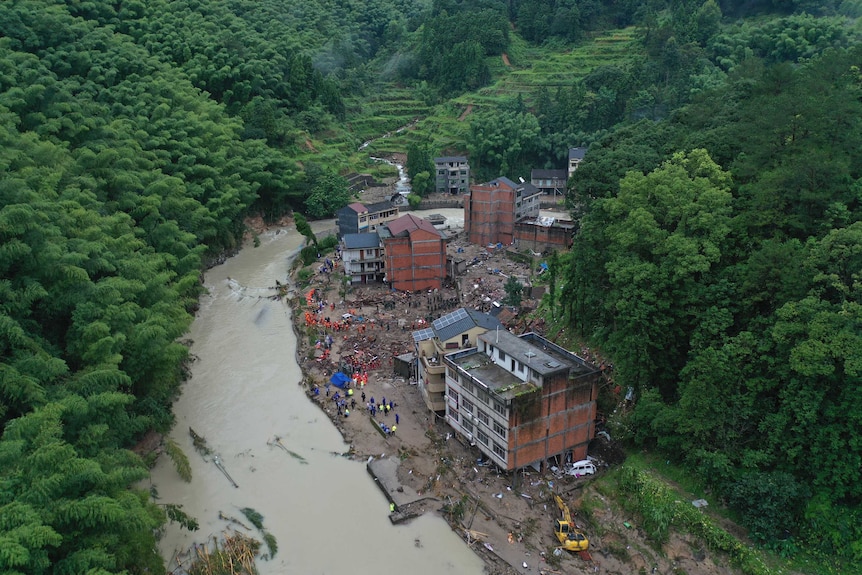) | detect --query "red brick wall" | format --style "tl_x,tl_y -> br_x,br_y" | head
384,229 -> 446,291
466,183 -> 516,246
506,373 -> 598,471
